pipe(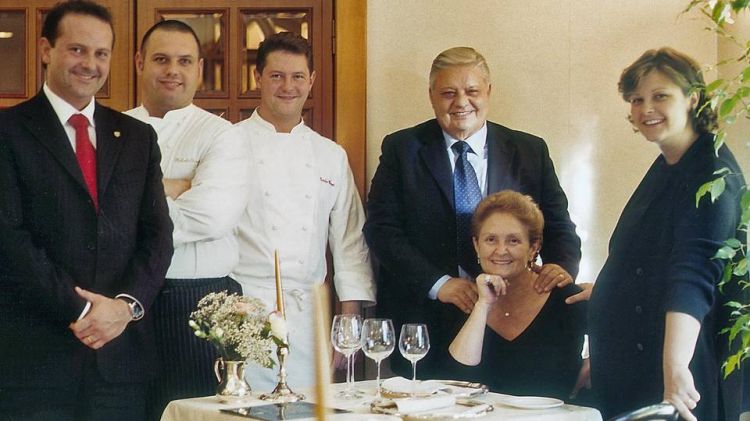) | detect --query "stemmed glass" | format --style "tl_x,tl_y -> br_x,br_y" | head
331,314 -> 364,399
361,318 -> 395,399
398,323 -> 430,397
